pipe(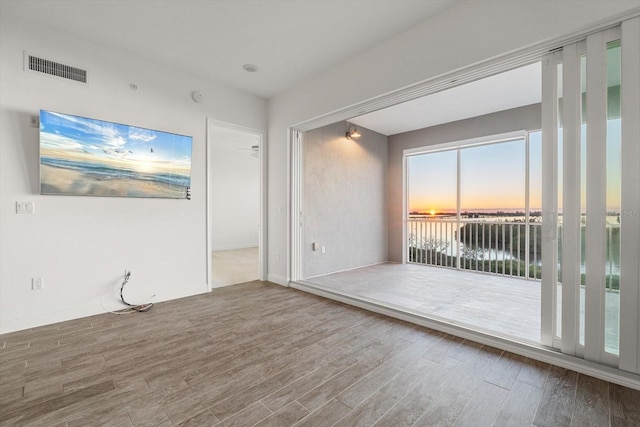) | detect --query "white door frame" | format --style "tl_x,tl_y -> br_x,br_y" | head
289,128 -> 304,283
206,119 -> 267,290
619,15 -> 640,375
541,50 -> 562,350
